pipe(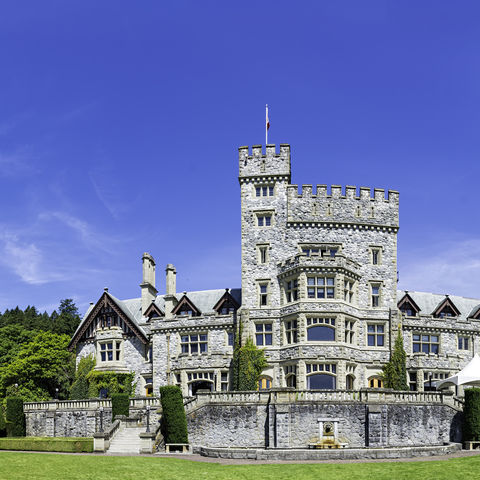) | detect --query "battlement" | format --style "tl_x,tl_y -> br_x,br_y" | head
239,144 -> 291,179
287,184 -> 399,227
